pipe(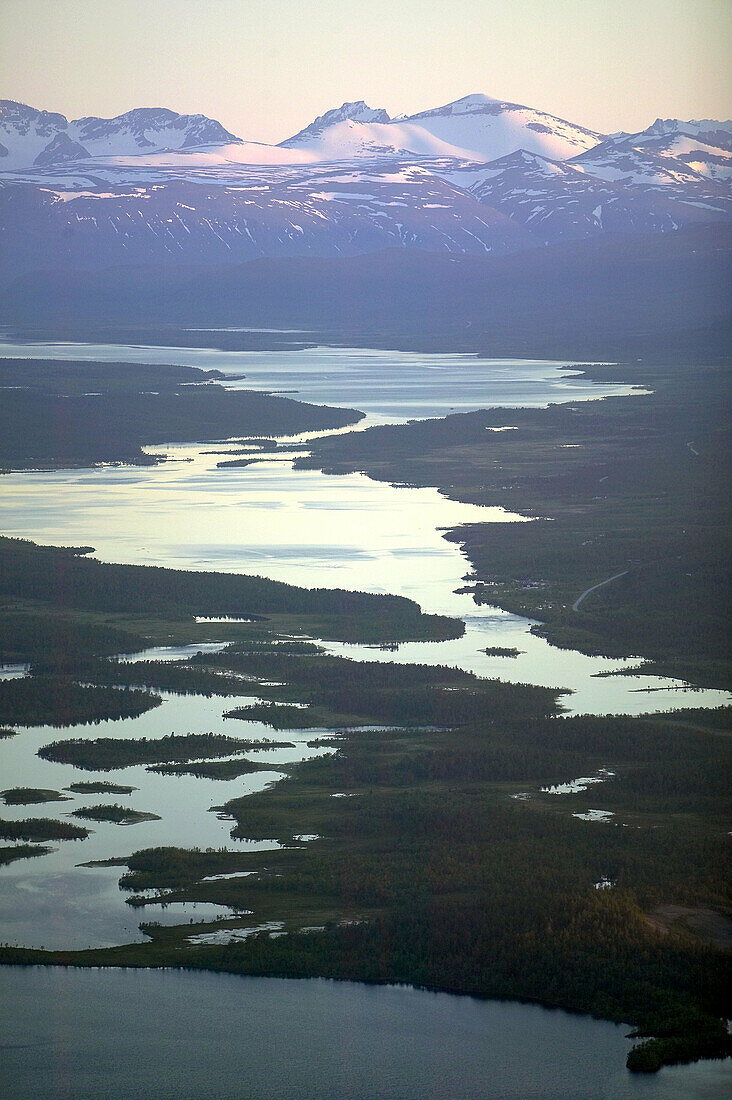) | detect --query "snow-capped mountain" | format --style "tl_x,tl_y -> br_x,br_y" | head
0,100 -> 240,170
640,116 -> 732,150
399,93 -> 603,161
578,118 -> 732,184
642,134 -> 732,182
456,148 -> 726,243
0,101 -> 69,169
69,107 -> 239,156
0,94 -> 730,278
0,165 -> 532,279
568,130 -> 732,229
32,132 -> 90,167
279,93 -> 604,163
280,117 -> 480,160
282,100 -> 392,143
